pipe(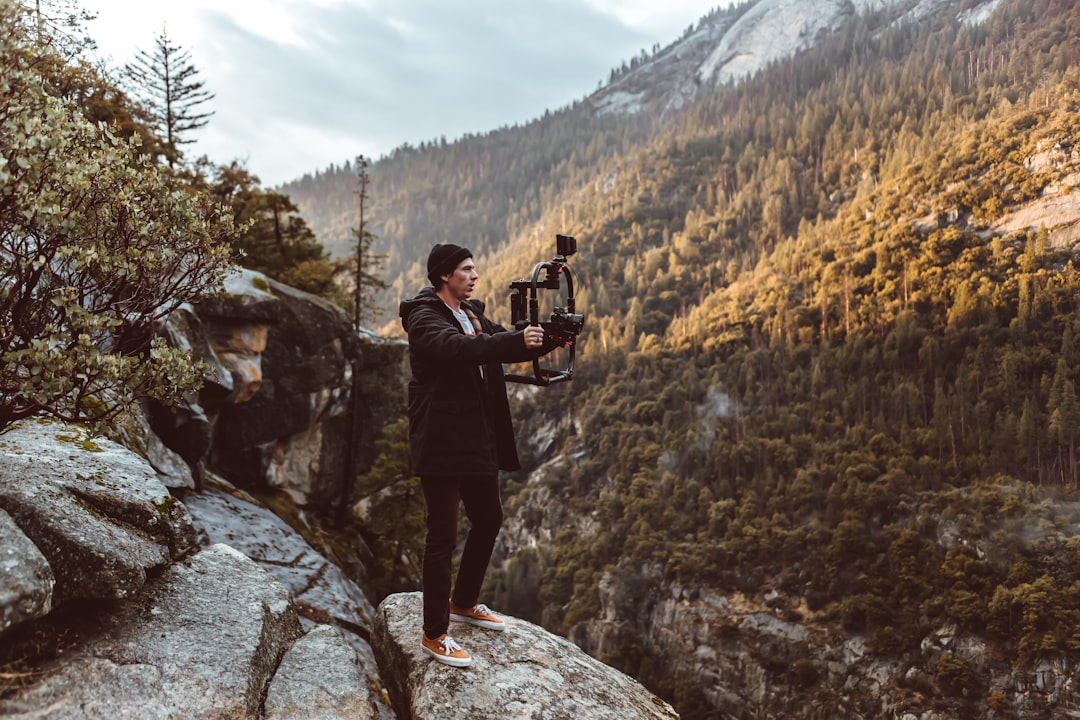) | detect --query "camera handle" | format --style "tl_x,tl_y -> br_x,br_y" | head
505,256 -> 577,386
